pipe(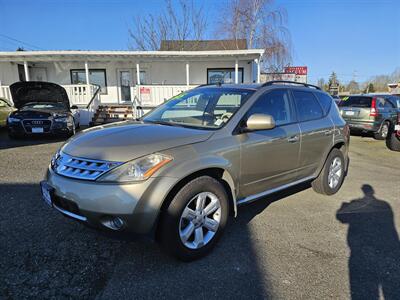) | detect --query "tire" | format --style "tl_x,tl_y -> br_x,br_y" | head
312,148 -> 346,195
157,176 -> 229,261
374,121 -> 390,140
386,131 -> 400,152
